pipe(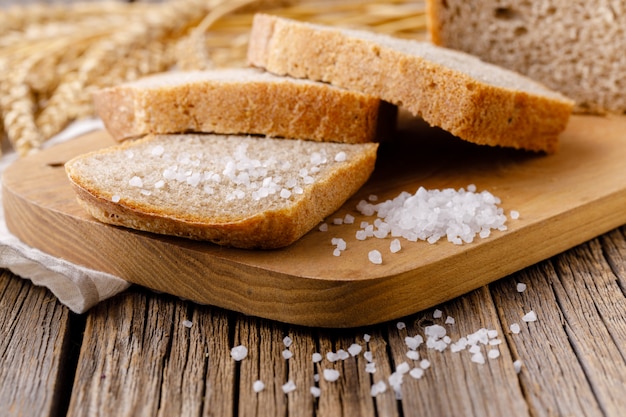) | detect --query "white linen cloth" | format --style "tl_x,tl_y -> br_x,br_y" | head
0,119 -> 131,313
